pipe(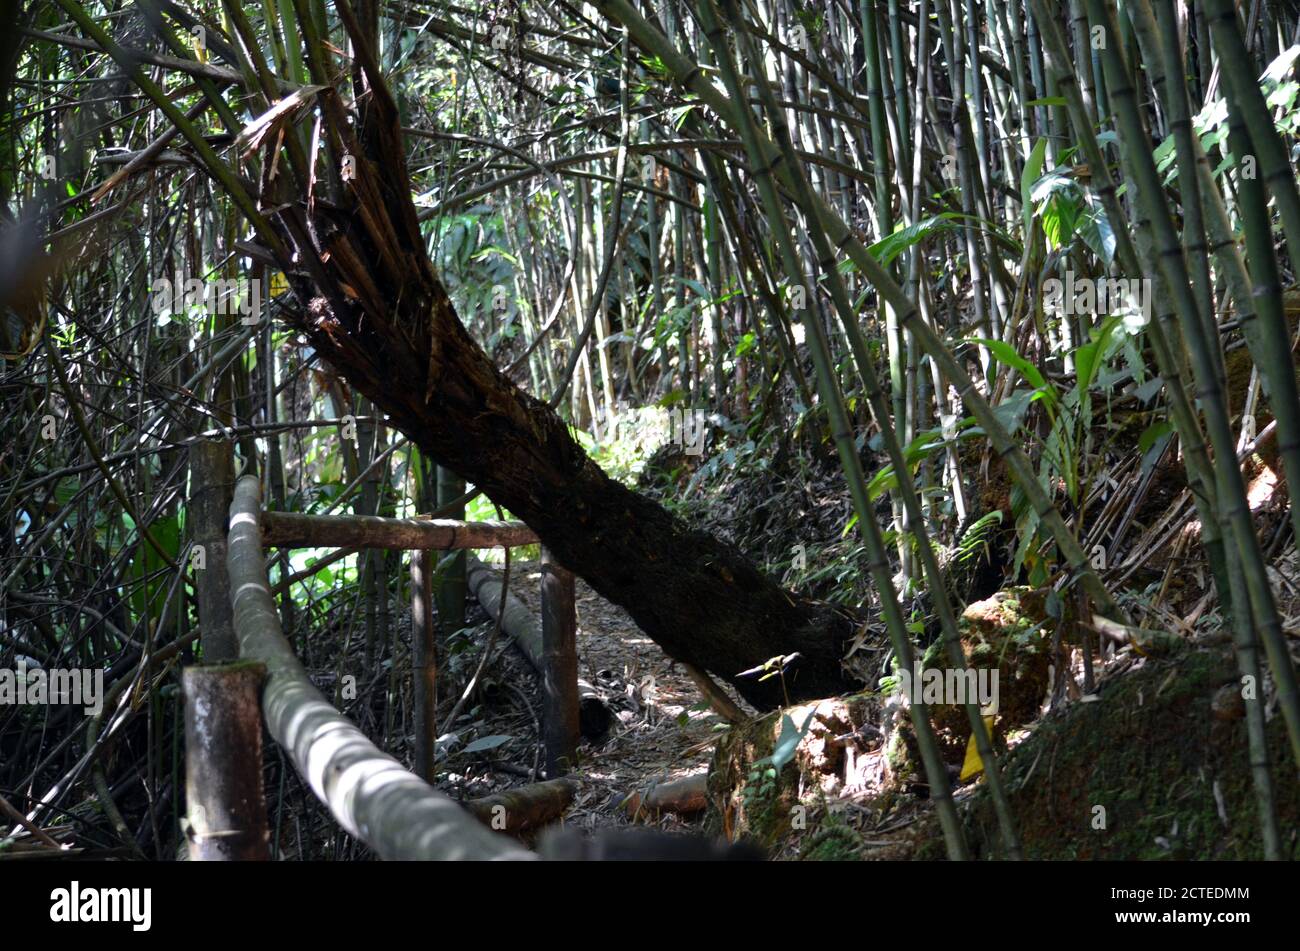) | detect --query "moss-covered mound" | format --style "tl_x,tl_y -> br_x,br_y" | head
920,646 -> 1300,859
887,587 -> 1053,775
706,645 -> 1298,860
